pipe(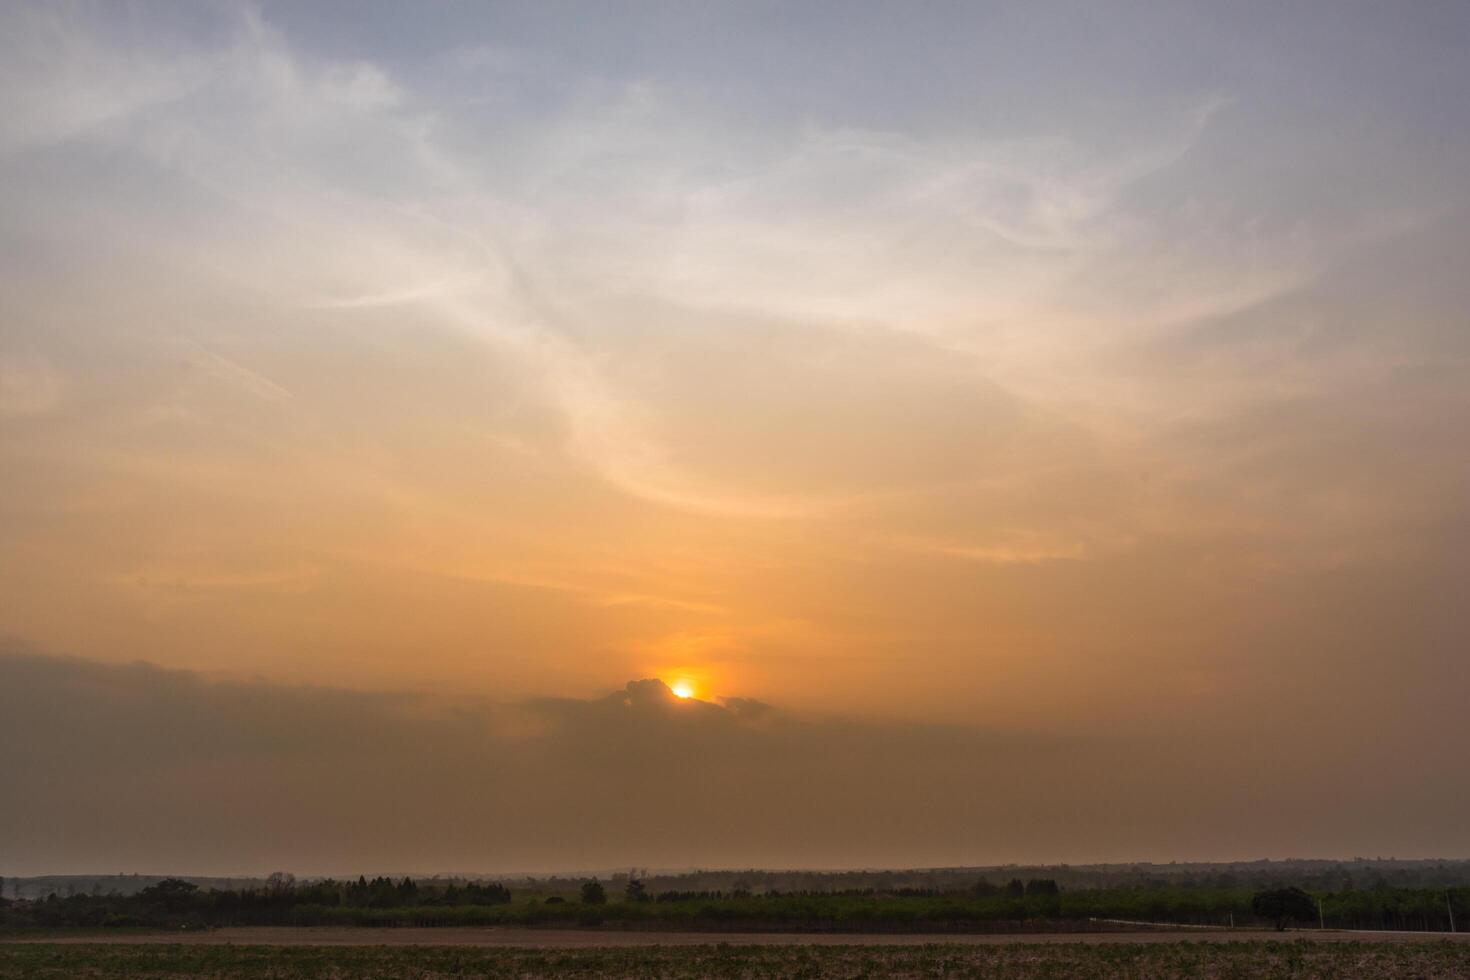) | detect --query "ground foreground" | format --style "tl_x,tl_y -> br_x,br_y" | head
3,938 -> 1469,979
7,926 -> 1470,946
